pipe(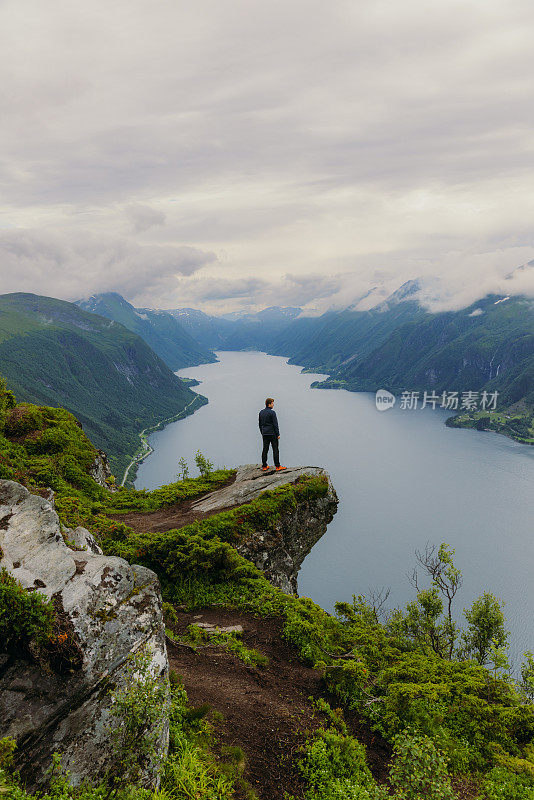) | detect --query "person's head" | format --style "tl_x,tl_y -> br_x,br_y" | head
265,397 -> 274,408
